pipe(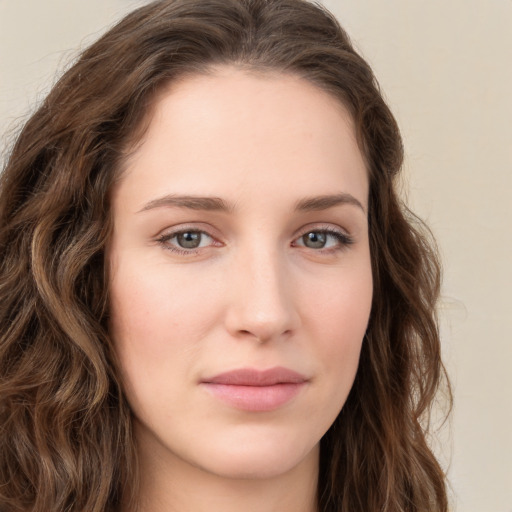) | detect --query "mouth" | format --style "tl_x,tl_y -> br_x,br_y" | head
200,367 -> 308,412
